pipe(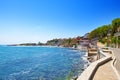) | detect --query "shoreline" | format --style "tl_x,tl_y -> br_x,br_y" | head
9,45 -> 118,80
4,45 -> 114,80
68,47 -> 92,80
